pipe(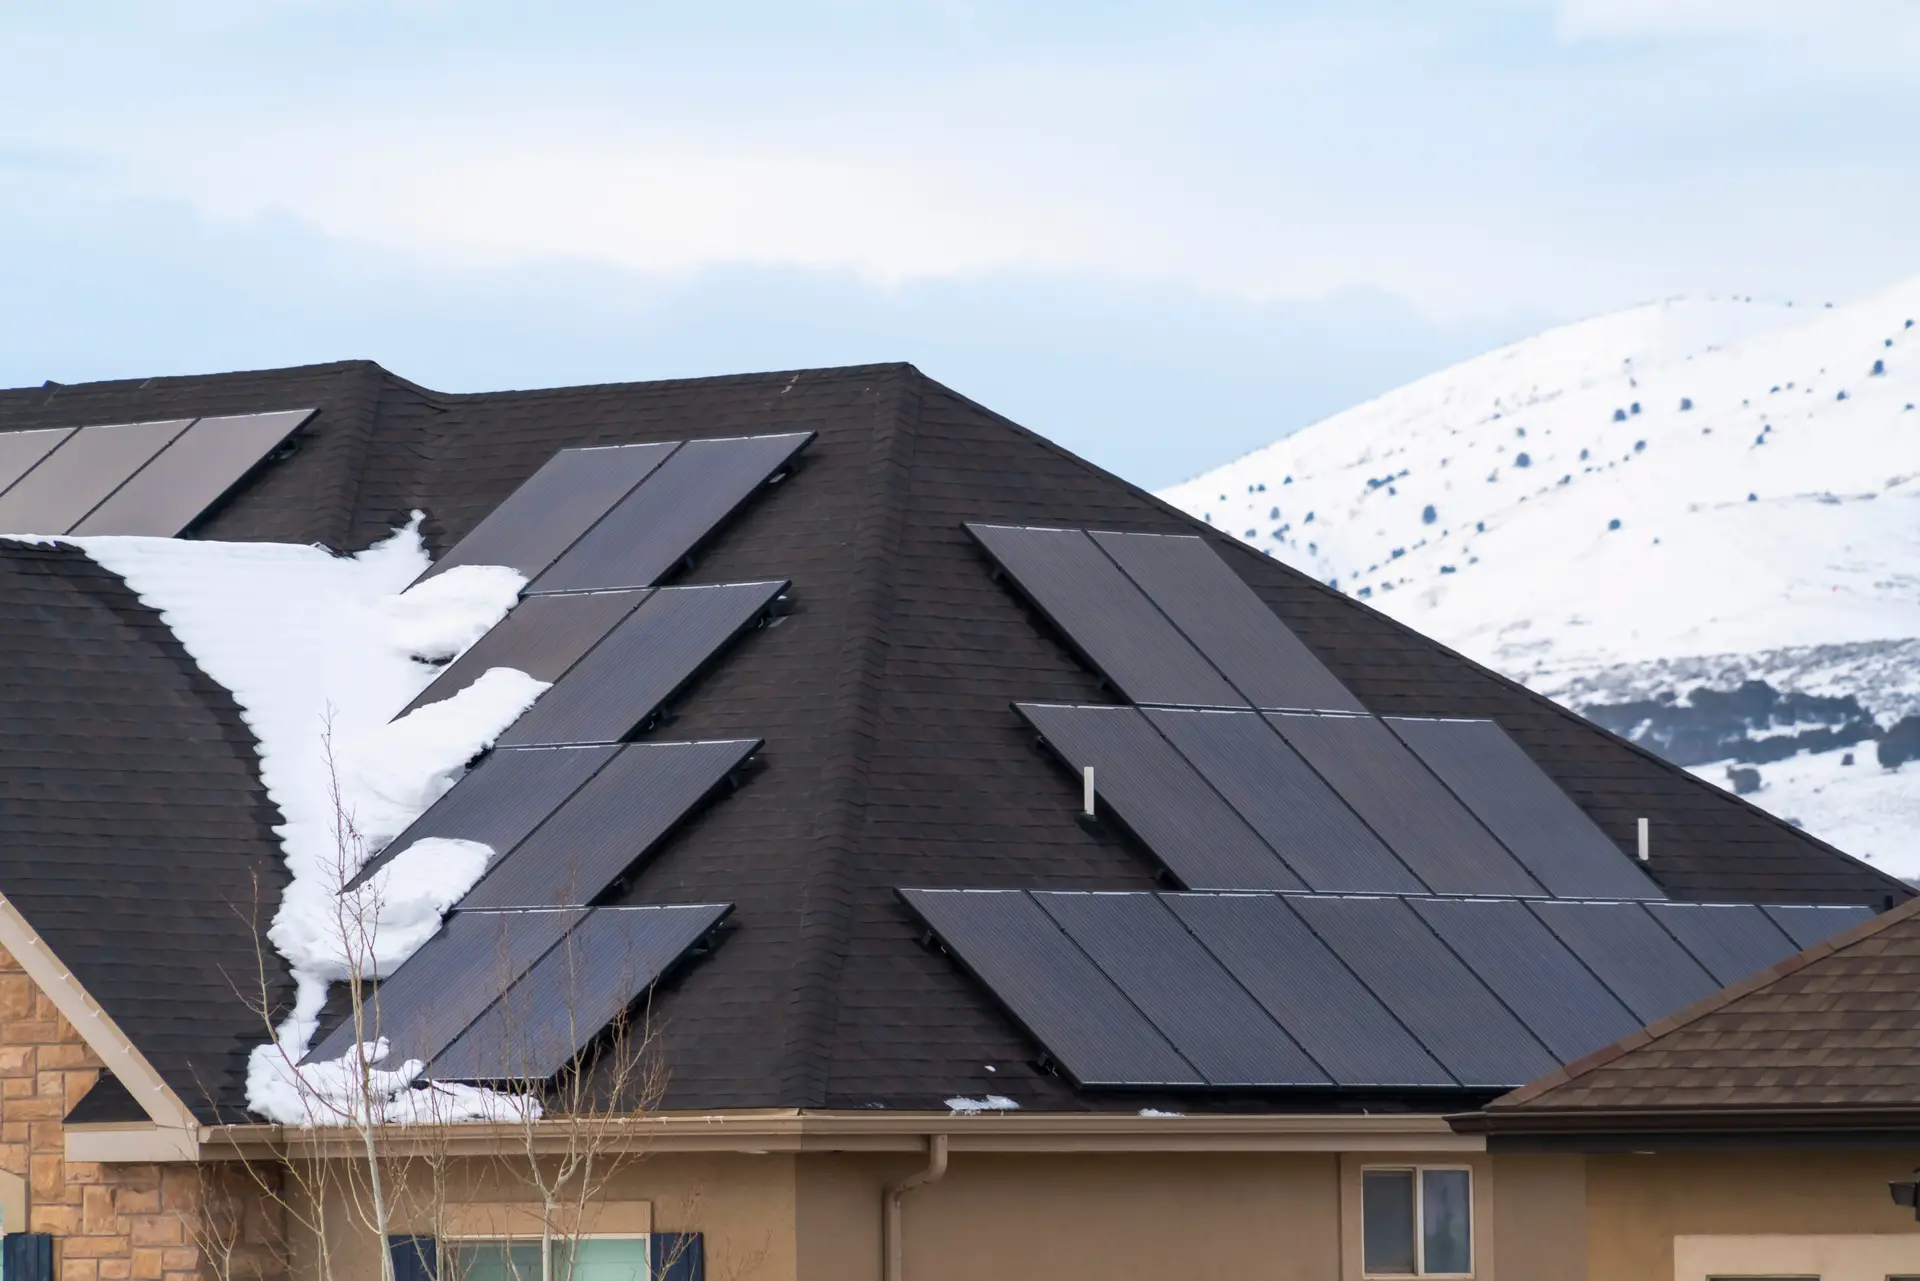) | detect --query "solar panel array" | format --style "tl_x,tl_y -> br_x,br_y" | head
901,889 -> 1870,1089
0,411 -> 312,536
